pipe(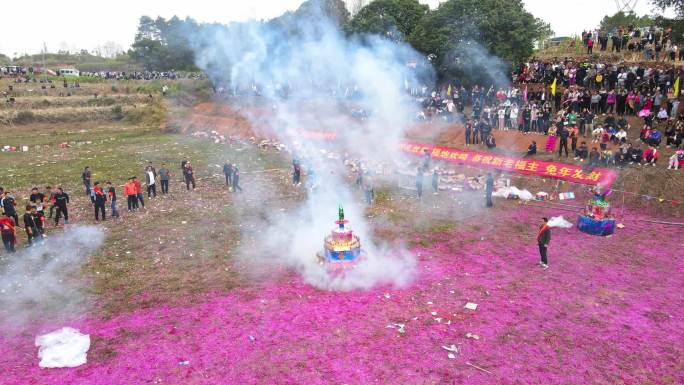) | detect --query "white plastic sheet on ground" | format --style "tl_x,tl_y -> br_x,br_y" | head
35,327 -> 90,368
547,216 -> 574,228
492,186 -> 534,201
